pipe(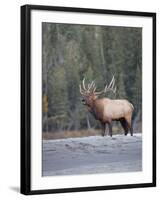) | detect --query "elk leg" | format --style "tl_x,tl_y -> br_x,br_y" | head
104,123 -> 110,135
128,123 -> 133,136
102,122 -> 112,137
101,123 -> 105,136
104,123 -> 109,136
125,116 -> 133,136
120,118 -> 128,136
104,123 -> 112,137
130,123 -> 133,136
108,122 -> 112,137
